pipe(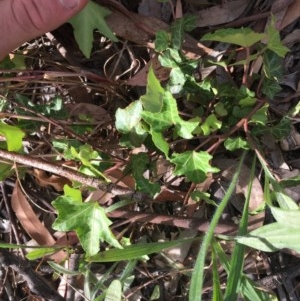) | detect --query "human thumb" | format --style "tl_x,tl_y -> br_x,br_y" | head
0,0 -> 88,60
